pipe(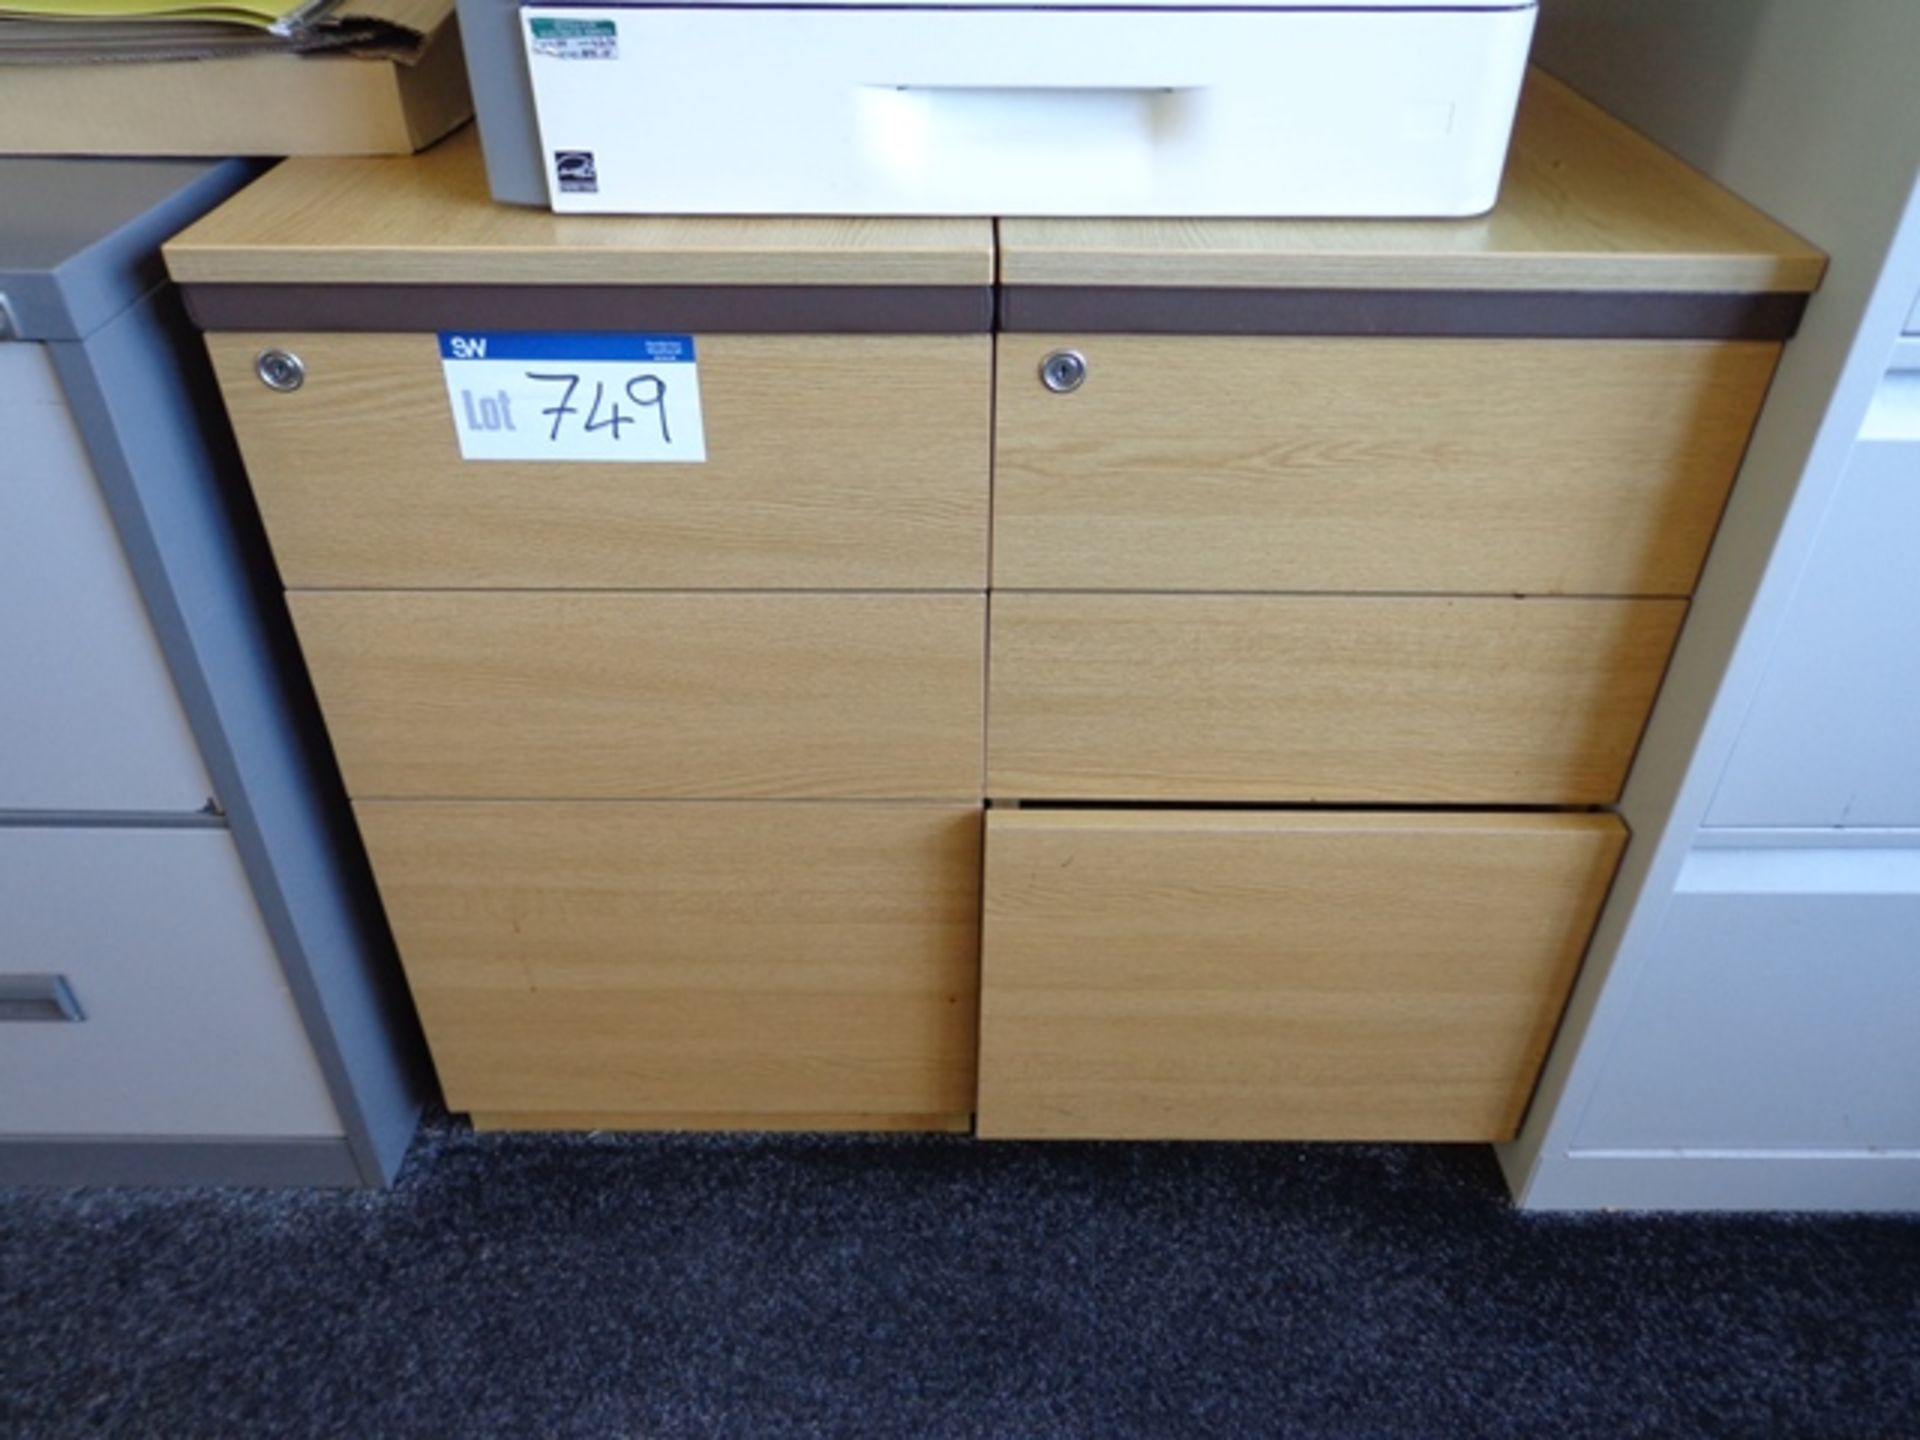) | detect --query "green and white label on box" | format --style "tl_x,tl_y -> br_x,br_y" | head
439,332 -> 706,464
528,16 -> 618,60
